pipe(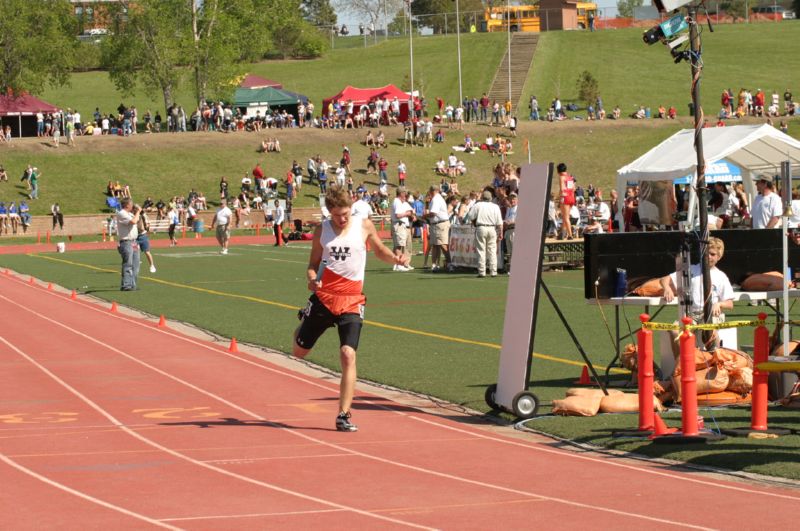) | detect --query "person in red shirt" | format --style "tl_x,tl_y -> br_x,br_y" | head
252,162 -> 264,180
558,162 -> 576,240
378,157 -> 389,184
754,89 -> 765,116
